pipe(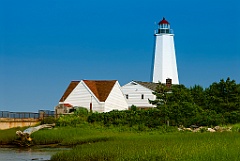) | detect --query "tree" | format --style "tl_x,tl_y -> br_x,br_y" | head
149,82 -> 170,106
150,83 -> 198,126
190,85 -> 206,108
149,82 -> 171,125
205,77 -> 240,113
149,78 -> 240,126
